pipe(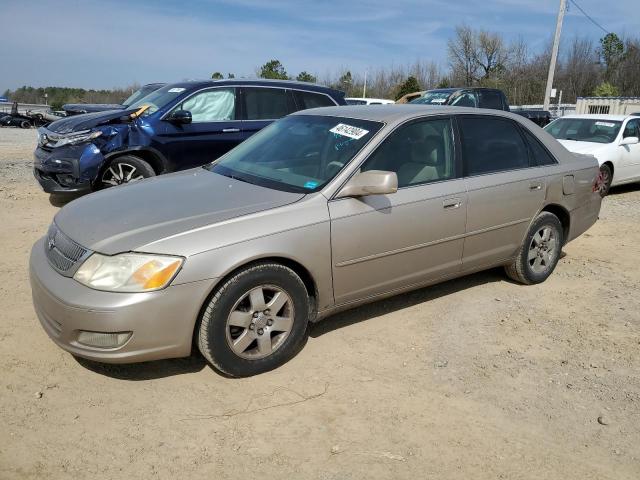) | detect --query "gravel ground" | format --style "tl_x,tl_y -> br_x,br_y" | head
1,128 -> 639,479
